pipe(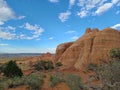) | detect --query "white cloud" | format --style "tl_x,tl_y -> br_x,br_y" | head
66,30 -> 76,34
77,10 -> 88,18
77,0 -> 101,18
0,28 -> 16,40
112,0 -> 119,4
18,15 -> 26,20
0,0 -> 15,25
76,0 -> 119,18
52,0 -> 119,20
111,23 -> 120,29
77,0 -> 101,10
25,23 -> 37,30
46,48 -> 56,53
69,0 -> 76,8
48,37 -> 54,40
0,43 -> 9,46
77,0 -> 85,7
0,21 -> 4,25
0,22 -> 44,40
19,23 -> 44,40
6,26 -> 16,30
95,3 -> 113,15
59,11 -> 71,22
49,0 -> 59,3
71,36 -> 79,40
